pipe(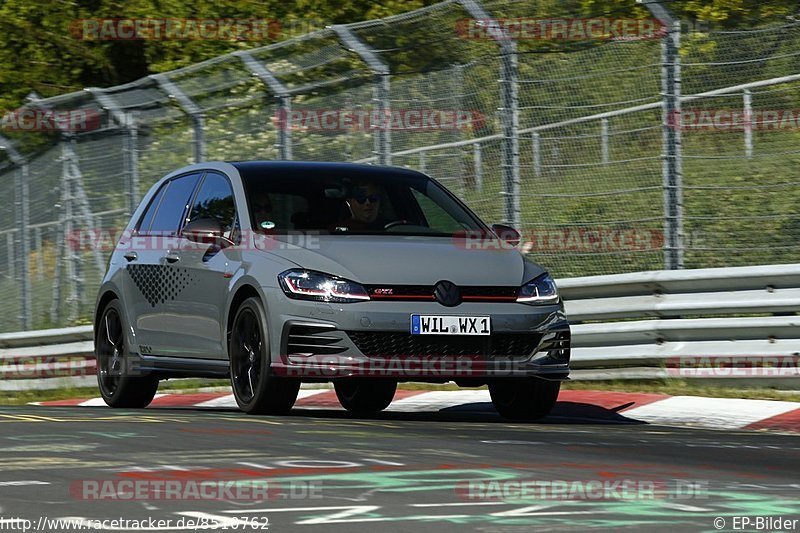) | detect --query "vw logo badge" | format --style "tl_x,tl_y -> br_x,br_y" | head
434,280 -> 461,307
